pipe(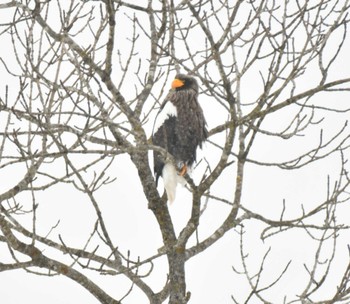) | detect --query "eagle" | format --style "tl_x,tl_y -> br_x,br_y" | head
152,74 -> 208,203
